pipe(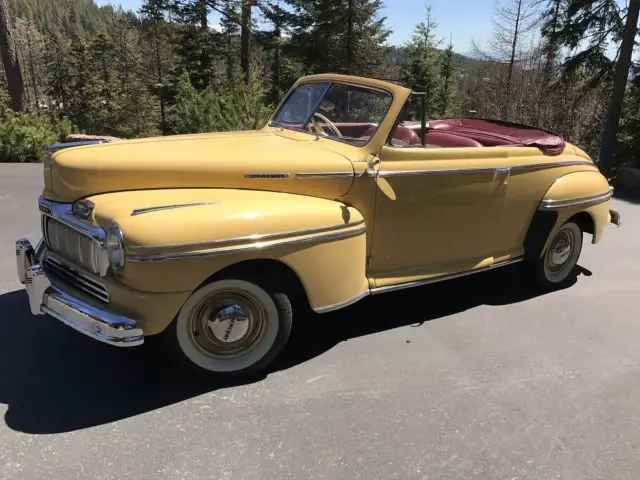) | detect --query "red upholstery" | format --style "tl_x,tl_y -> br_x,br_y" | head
425,131 -> 483,148
404,118 -> 566,155
363,125 -> 483,147
362,125 -> 421,145
392,126 -> 421,145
